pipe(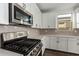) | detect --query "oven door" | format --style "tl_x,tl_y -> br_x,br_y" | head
27,42 -> 43,56
36,49 -> 42,56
